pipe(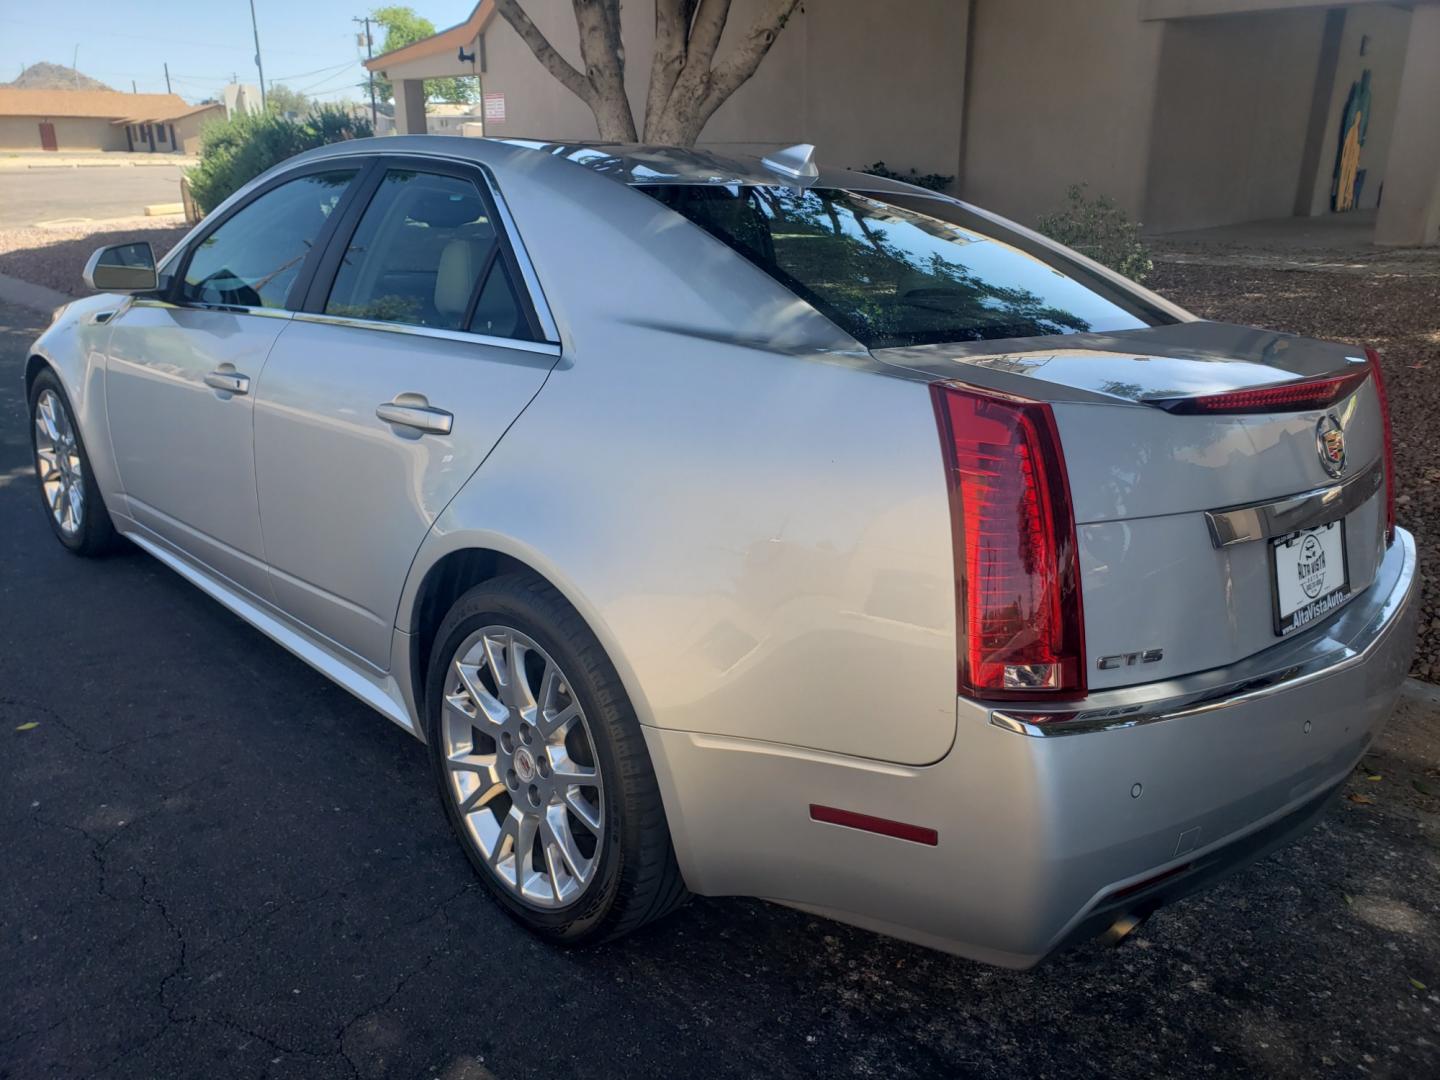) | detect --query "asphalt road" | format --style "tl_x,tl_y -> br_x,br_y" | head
0,166 -> 185,227
2,295 -> 1439,1079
